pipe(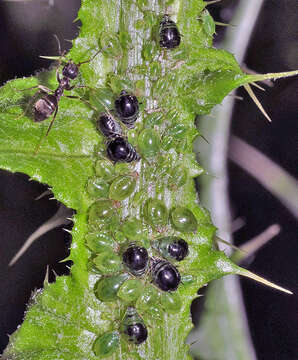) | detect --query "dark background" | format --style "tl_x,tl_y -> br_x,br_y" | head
0,1 -> 297,359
